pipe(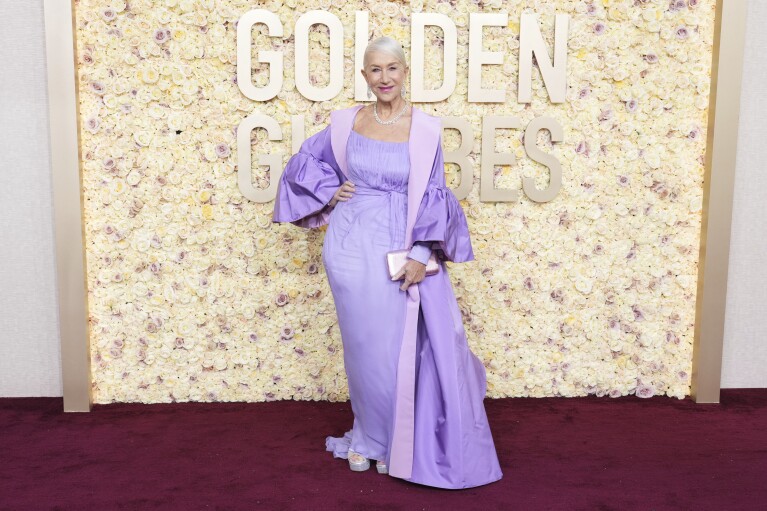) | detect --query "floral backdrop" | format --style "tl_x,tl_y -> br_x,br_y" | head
75,0 -> 715,403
